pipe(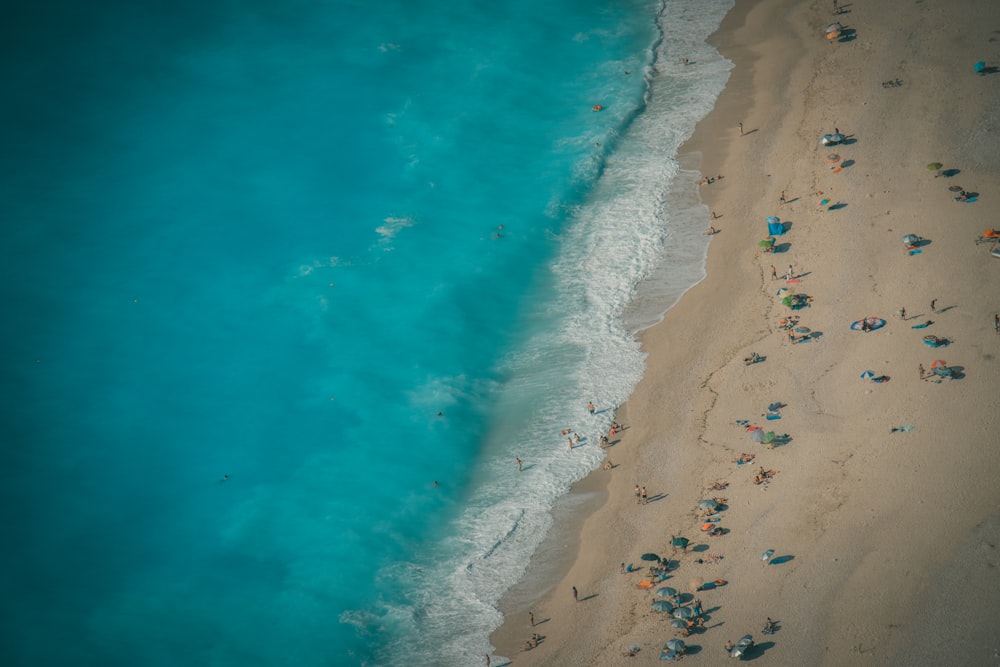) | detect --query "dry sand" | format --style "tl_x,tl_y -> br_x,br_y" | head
491,0 -> 1000,664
